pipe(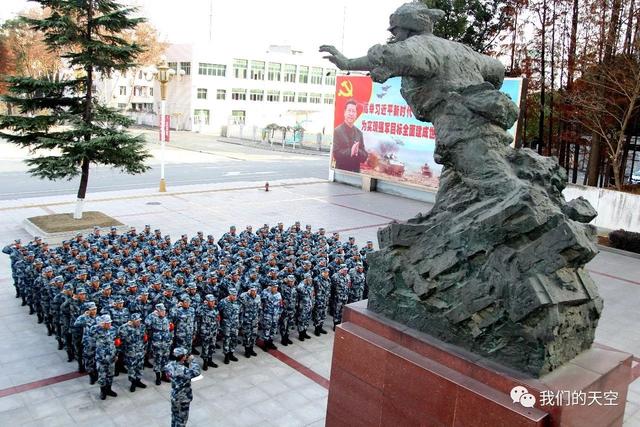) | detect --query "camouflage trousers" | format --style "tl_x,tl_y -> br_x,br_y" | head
221,324 -> 238,354
241,320 -> 258,347
83,346 -> 96,373
296,307 -> 312,332
333,299 -> 349,326
260,313 -> 278,341
200,328 -> 218,360
171,400 -> 191,427
174,332 -> 194,353
151,341 -> 171,373
278,310 -> 295,336
124,351 -> 144,381
313,298 -> 328,328
96,356 -> 115,386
